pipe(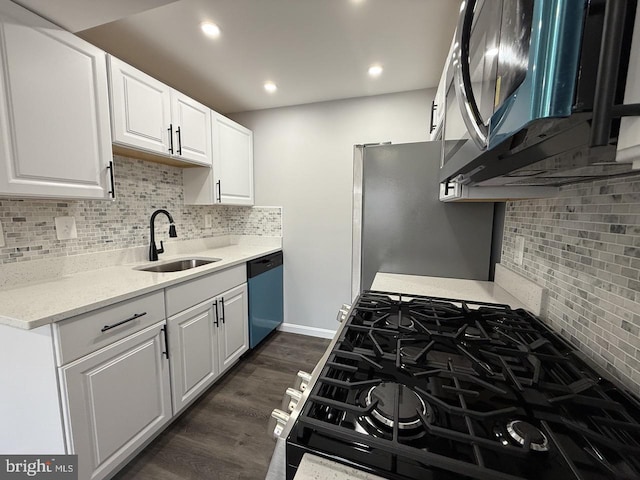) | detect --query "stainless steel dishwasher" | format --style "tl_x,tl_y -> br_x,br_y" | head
247,251 -> 283,348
